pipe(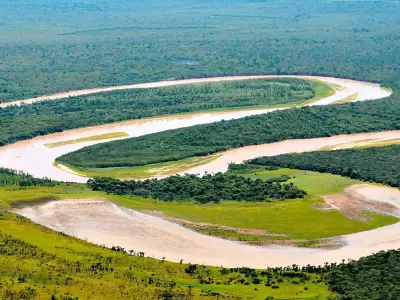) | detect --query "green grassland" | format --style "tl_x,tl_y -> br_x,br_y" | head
107,169 -> 397,240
